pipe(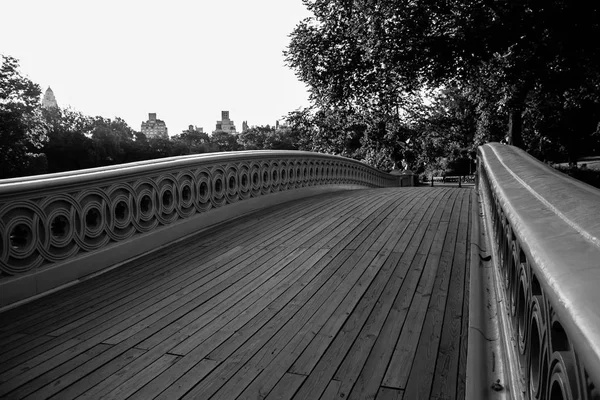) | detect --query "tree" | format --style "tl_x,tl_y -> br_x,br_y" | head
237,125 -> 271,150
210,131 -> 239,152
395,86 -> 478,176
172,126 -> 210,154
43,108 -> 96,172
286,1 -> 600,154
0,55 -> 48,178
264,126 -> 299,150
89,116 -> 137,165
